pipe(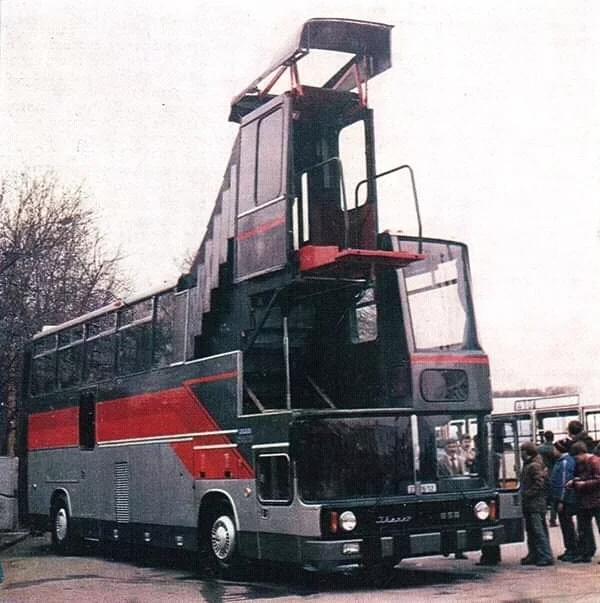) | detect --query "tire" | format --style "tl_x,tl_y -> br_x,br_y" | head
50,496 -> 73,554
478,545 -> 501,565
201,506 -> 239,576
364,559 -> 398,587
